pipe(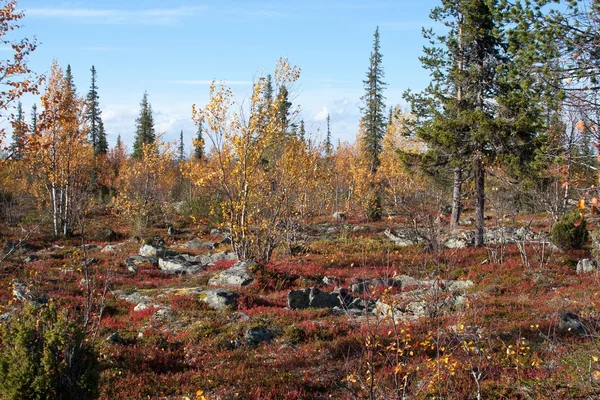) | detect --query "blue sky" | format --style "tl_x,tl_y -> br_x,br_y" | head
13,0 -> 437,150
